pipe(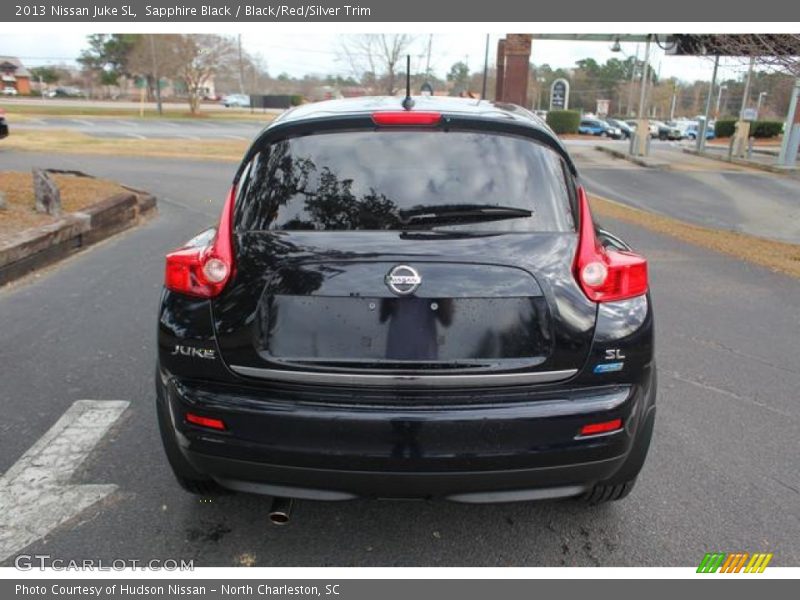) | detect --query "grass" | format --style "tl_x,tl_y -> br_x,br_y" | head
589,193 -> 800,279
0,101 -> 279,122
3,129 -> 247,162
0,171 -> 126,244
